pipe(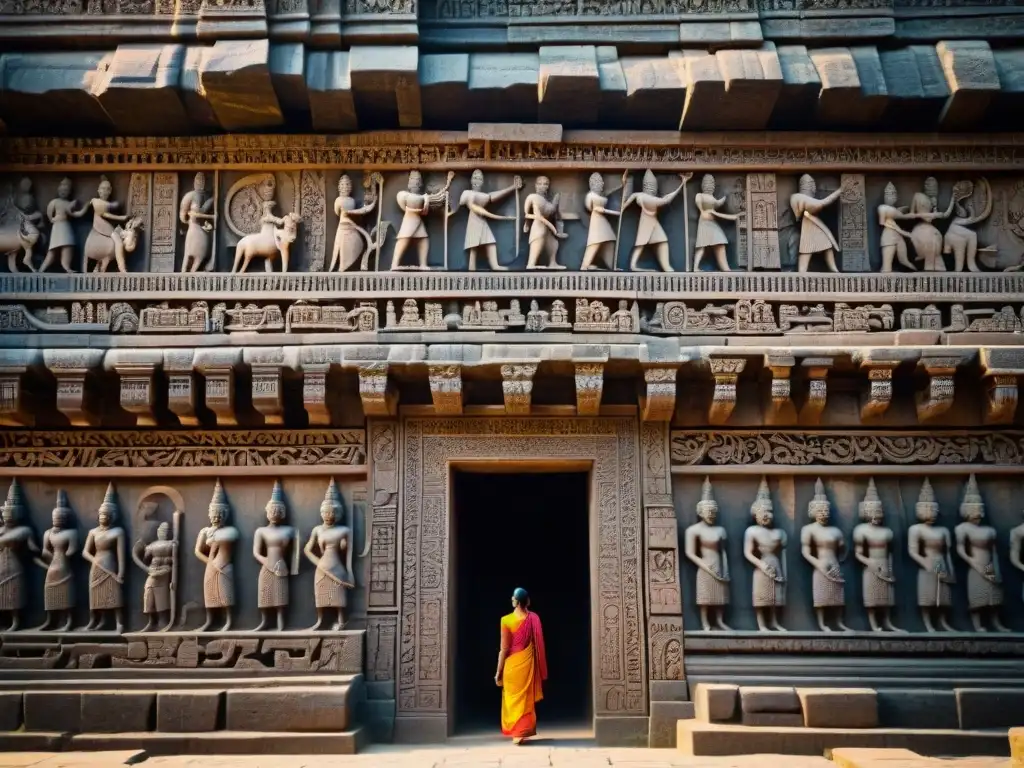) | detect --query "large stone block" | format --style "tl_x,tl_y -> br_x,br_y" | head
94,44 -> 191,136
618,55 -> 686,130
936,40 -> 1000,130
649,701 -> 695,748
200,39 -> 283,131
877,689 -> 958,730
157,690 -> 223,733
225,686 -> 353,732
694,683 -> 738,723
80,691 -> 156,733
24,691 -> 81,733
0,51 -> 114,135
538,45 -> 600,127
0,692 -> 21,731
467,52 -> 539,125
650,680 -> 689,703
742,711 -> 805,727
797,688 -> 878,729
306,50 -> 356,132
771,44 -> 820,129
349,45 -> 421,128
740,686 -> 801,714
956,688 -> 1024,730
1011,726 -> 1023,761
594,715 -> 649,747
420,53 -> 469,129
